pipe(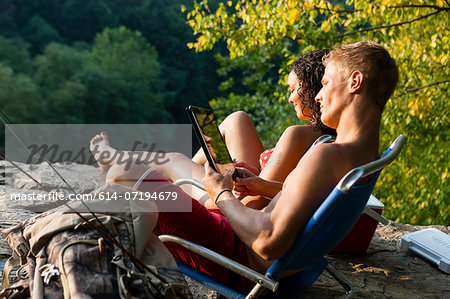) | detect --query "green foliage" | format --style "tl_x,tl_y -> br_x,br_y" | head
90,27 -> 160,81
0,36 -> 31,73
185,0 -> 449,225
0,62 -> 44,146
21,15 -> 63,53
0,0 -> 222,127
84,26 -> 170,123
0,63 -> 43,123
33,43 -> 87,93
0,26 -> 172,127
